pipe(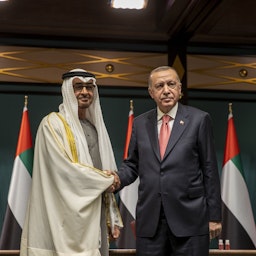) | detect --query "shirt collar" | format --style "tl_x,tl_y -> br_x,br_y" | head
157,103 -> 178,121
